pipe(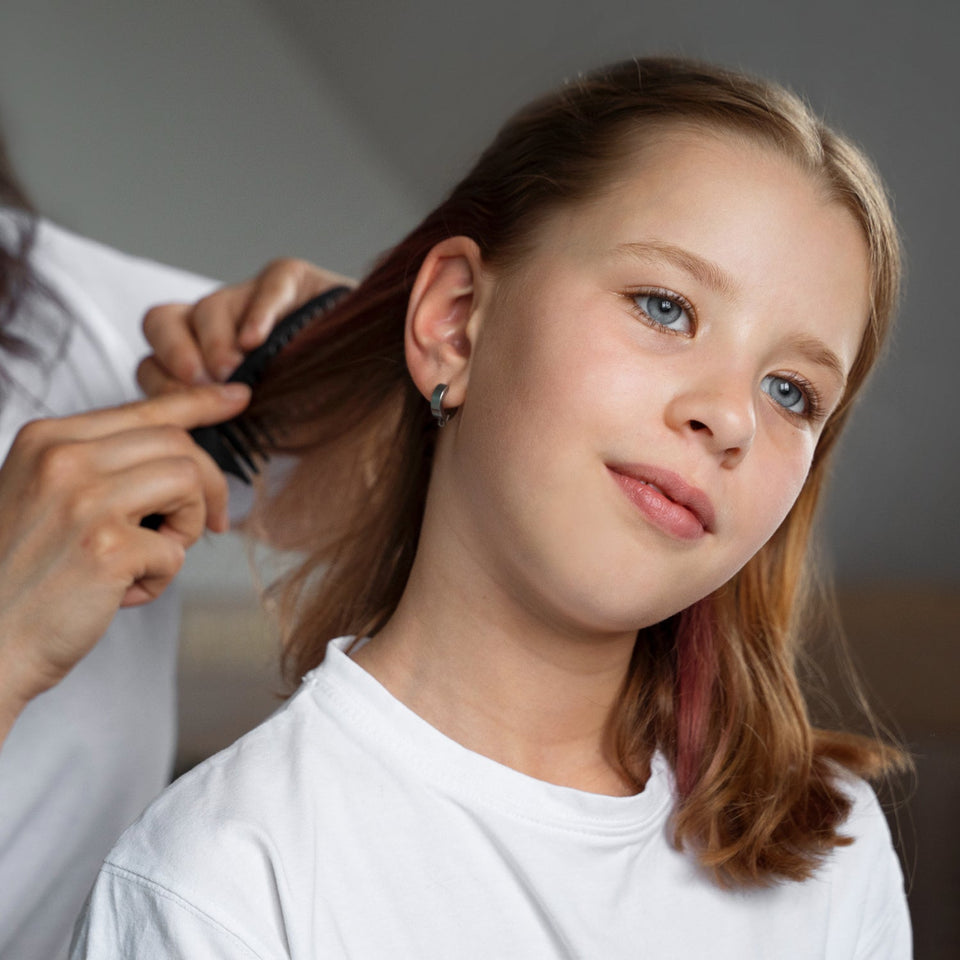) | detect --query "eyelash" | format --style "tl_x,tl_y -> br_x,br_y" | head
769,369 -> 825,424
624,287 -> 826,424
626,287 -> 696,336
